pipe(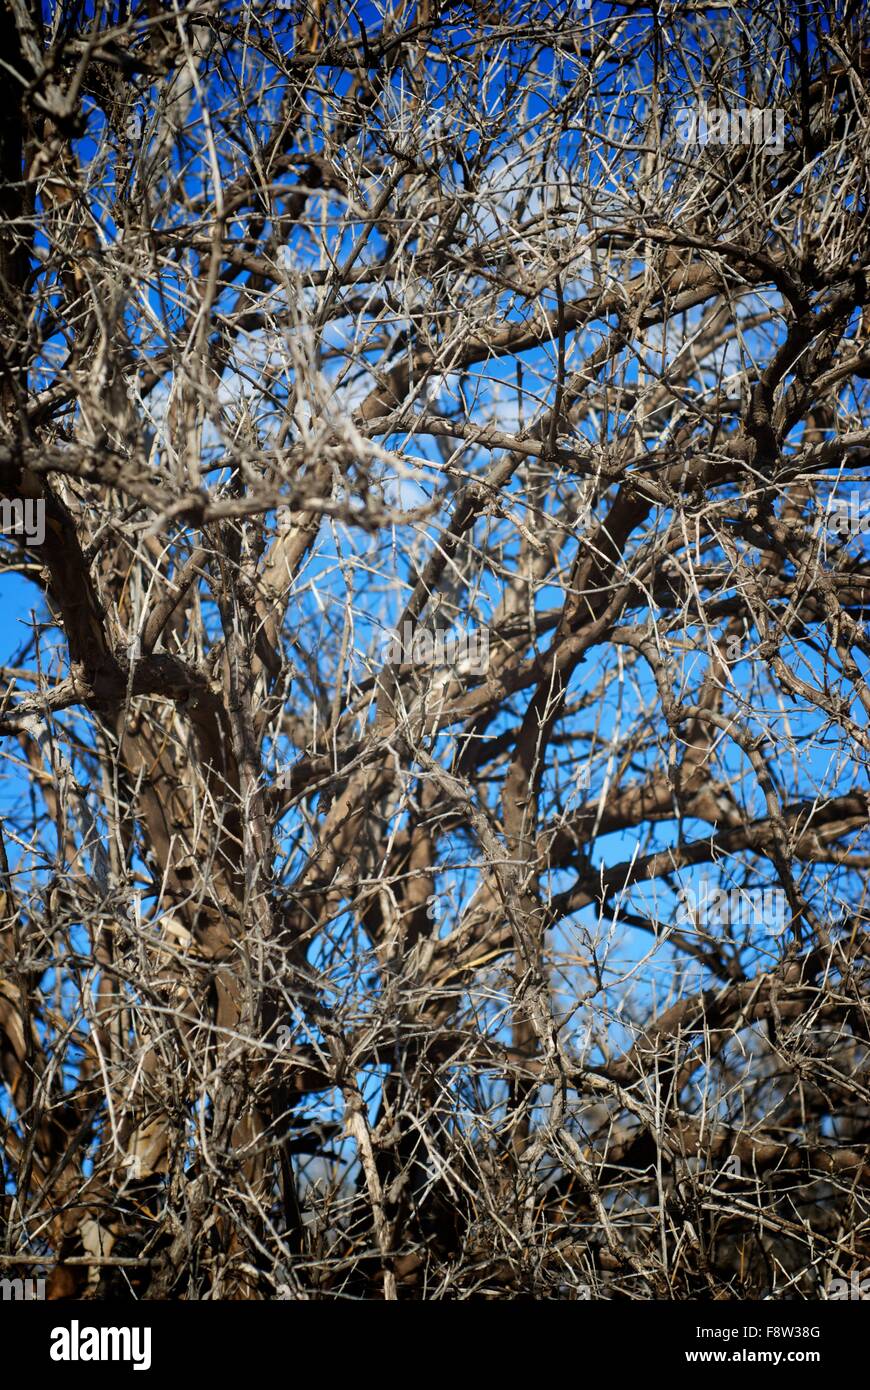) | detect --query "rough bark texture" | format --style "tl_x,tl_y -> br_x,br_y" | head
0,0 -> 868,1300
